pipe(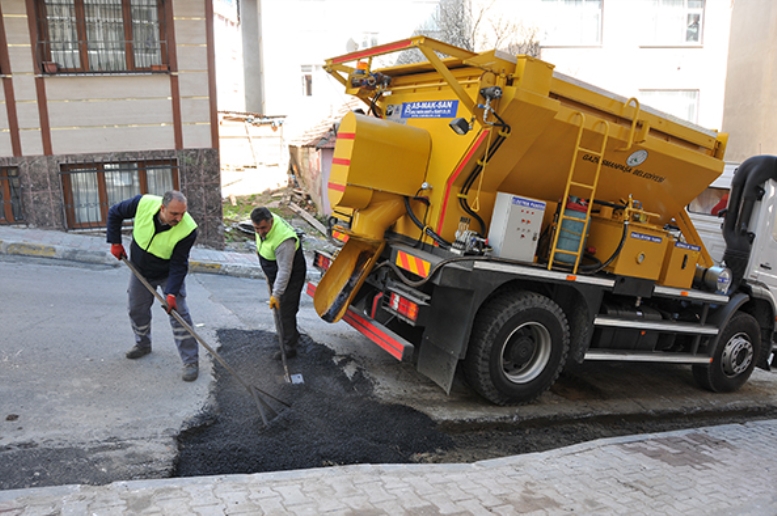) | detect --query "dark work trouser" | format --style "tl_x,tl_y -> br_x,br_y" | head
127,273 -> 198,365
261,247 -> 307,350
